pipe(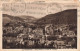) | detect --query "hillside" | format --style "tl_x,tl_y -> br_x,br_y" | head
3,14 -> 37,26
35,9 -> 77,25
3,14 -> 24,22
17,15 -> 37,23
